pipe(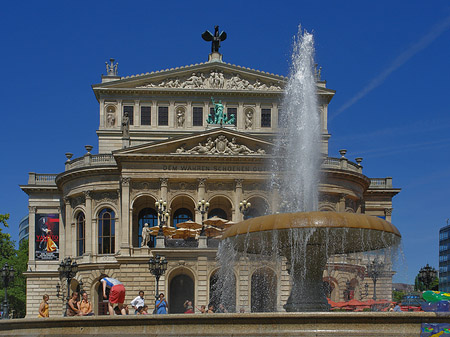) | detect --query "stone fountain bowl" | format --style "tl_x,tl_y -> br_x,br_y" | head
222,211 -> 401,256
222,212 -> 401,312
